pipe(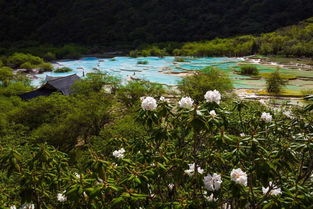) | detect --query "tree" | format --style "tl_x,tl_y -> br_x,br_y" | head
266,69 -> 288,94
178,67 -> 233,102
239,65 -> 259,75
117,80 -> 165,107
0,67 -> 14,87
